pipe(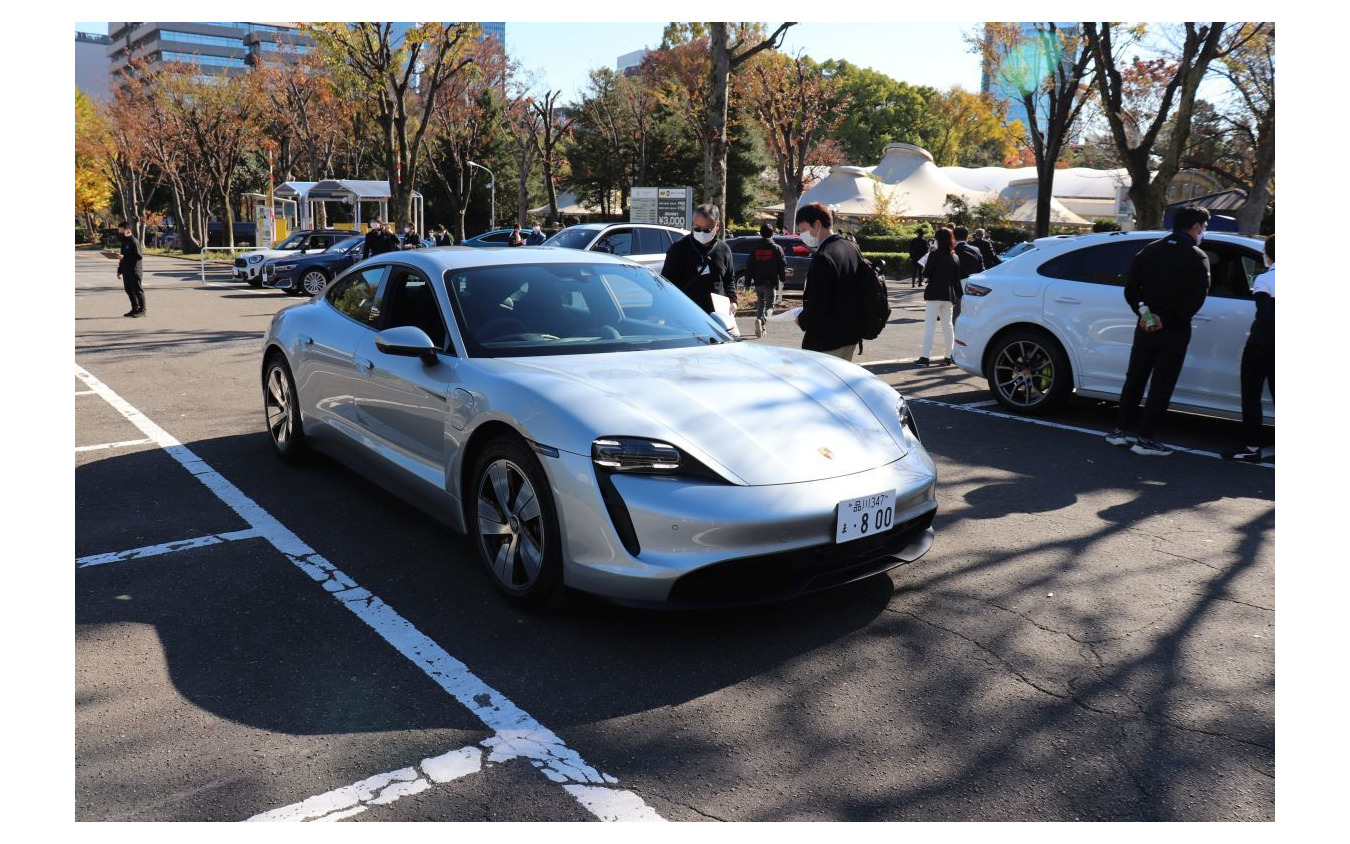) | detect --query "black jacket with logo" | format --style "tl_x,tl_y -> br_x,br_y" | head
118,234 -> 144,276
661,235 -> 736,313
1124,231 -> 1210,332
745,237 -> 786,285
798,234 -> 864,352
